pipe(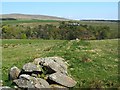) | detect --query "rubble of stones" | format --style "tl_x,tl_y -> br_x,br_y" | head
8,57 -> 77,89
